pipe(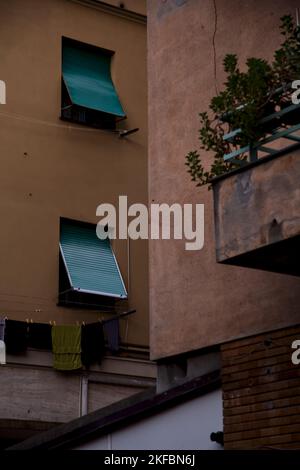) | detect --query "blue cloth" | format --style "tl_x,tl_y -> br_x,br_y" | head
103,318 -> 120,354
